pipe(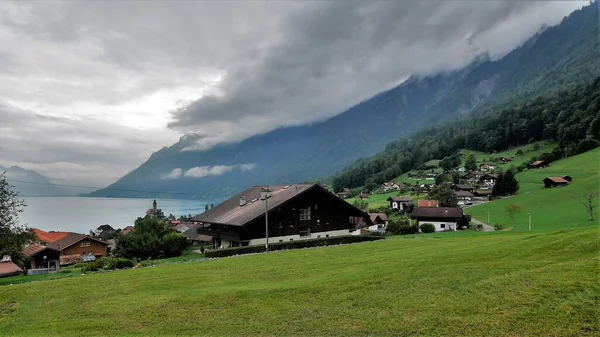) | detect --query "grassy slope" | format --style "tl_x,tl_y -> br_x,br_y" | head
0,227 -> 598,336
468,147 -> 600,231
460,141 -> 557,171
